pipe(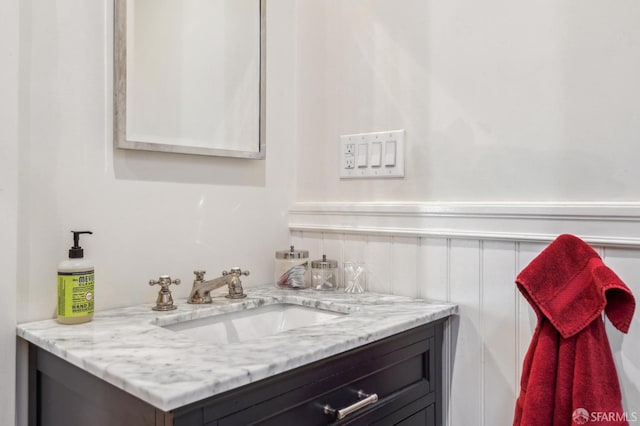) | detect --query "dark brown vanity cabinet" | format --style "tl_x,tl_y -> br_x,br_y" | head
28,320 -> 445,426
